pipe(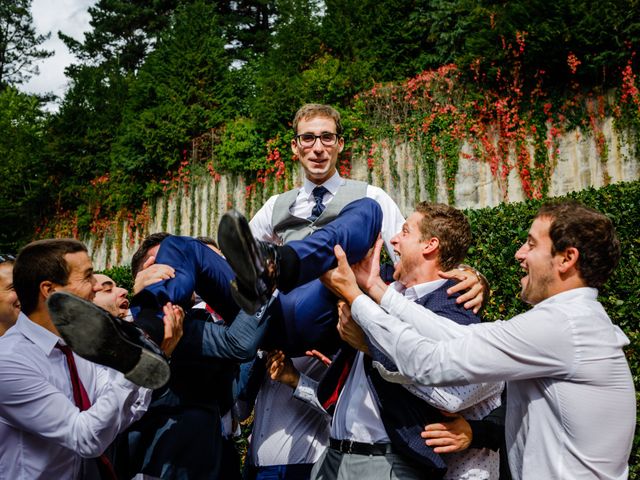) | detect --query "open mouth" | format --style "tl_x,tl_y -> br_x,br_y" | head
119,299 -> 130,310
